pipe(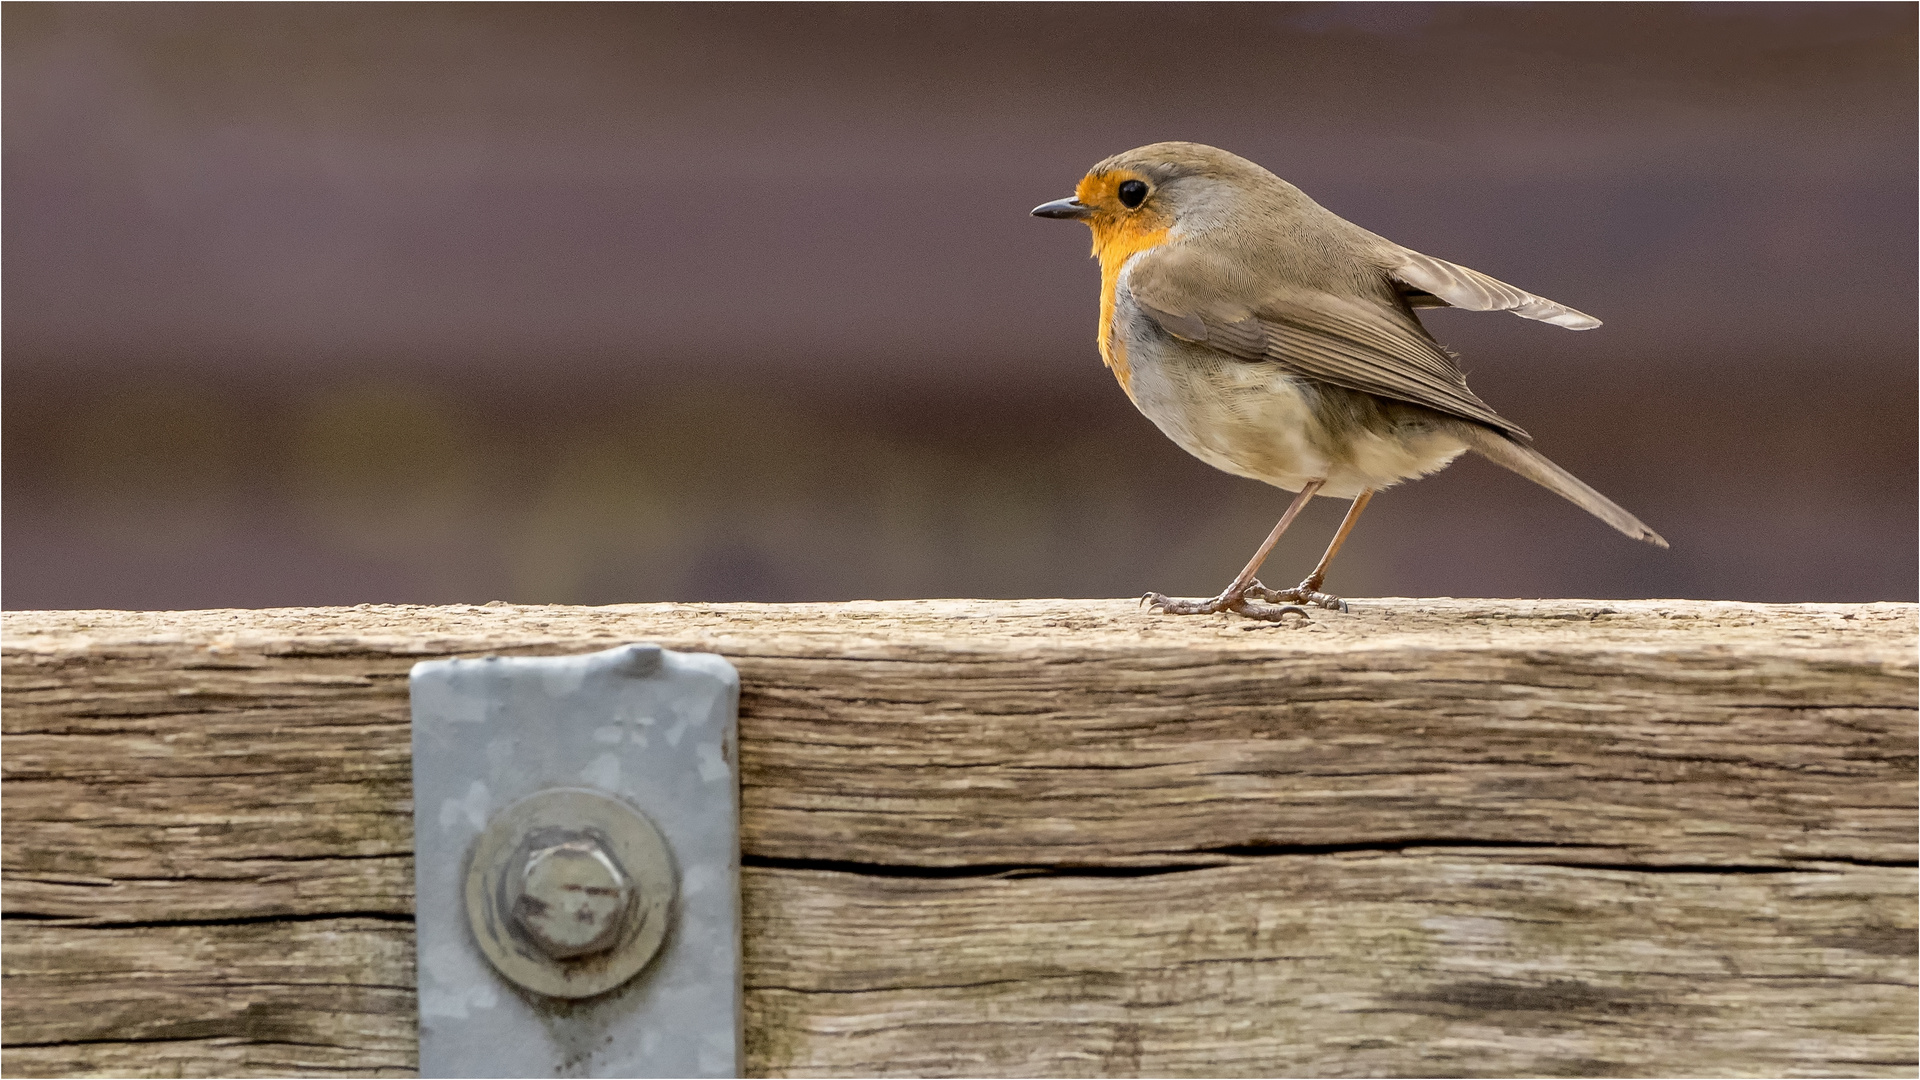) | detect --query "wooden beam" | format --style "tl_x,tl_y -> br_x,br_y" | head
4,599 -> 1915,1076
